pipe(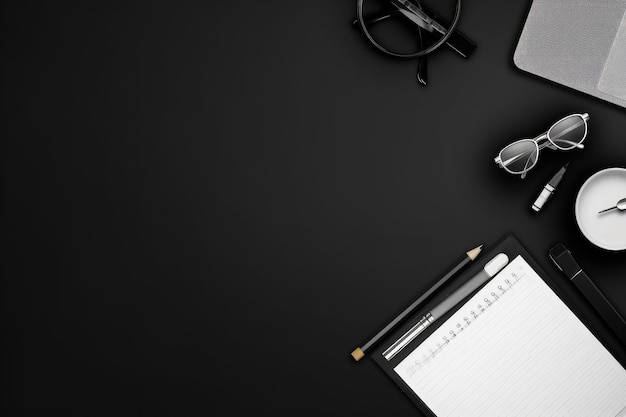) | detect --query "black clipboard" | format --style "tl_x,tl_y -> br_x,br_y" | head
369,232 -> 626,417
